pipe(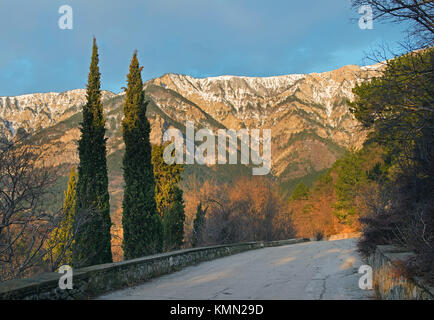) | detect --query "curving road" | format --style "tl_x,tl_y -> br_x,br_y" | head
99,238 -> 373,300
